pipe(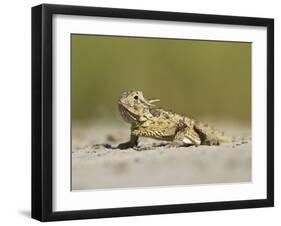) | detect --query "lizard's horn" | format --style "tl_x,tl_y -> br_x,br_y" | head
143,98 -> 160,106
148,98 -> 160,104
